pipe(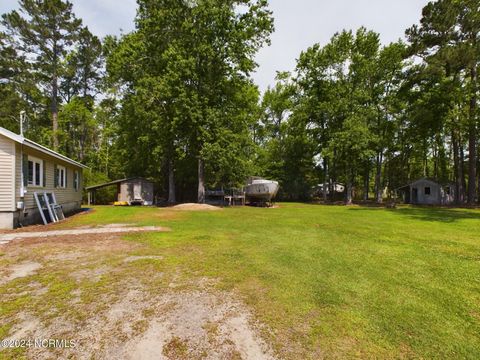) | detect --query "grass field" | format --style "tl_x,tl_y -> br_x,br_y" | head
1,204 -> 480,359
